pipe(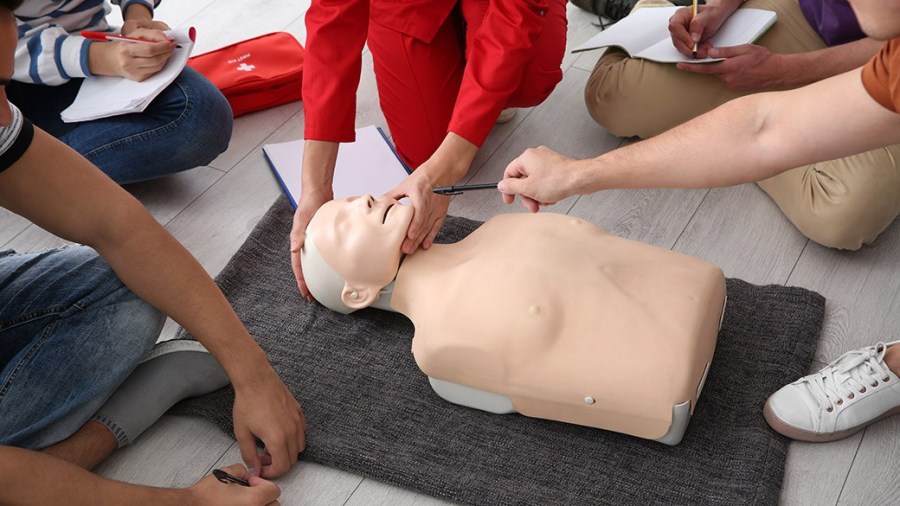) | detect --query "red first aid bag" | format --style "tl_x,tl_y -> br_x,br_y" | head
188,32 -> 304,117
